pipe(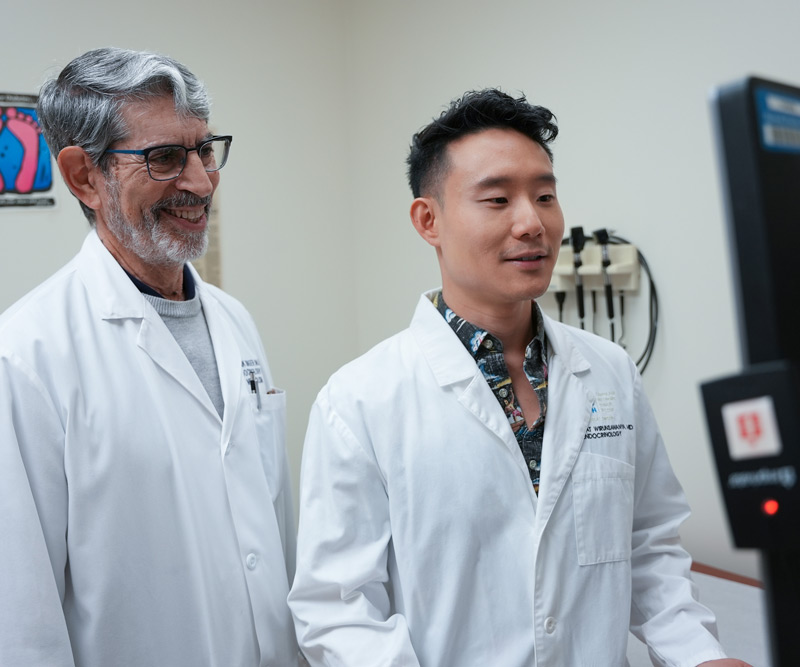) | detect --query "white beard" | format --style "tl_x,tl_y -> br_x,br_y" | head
104,174 -> 209,267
